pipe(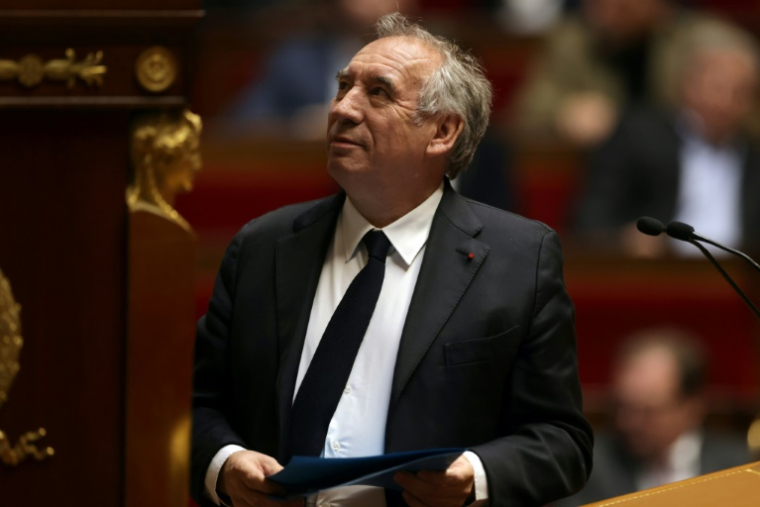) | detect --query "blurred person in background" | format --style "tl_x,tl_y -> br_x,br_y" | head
220,0 -> 418,139
488,0 -> 565,35
512,0 -> 734,147
554,328 -> 752,506
573,23 -> 760,257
